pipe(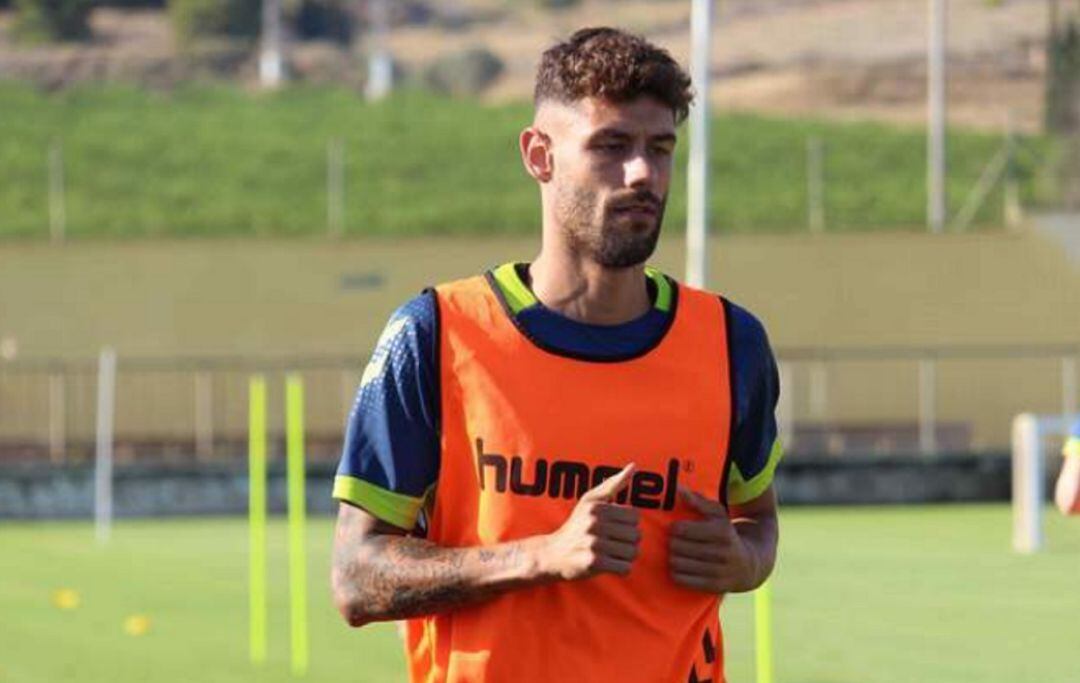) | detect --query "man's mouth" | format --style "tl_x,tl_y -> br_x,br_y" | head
613,203 -> 658,217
